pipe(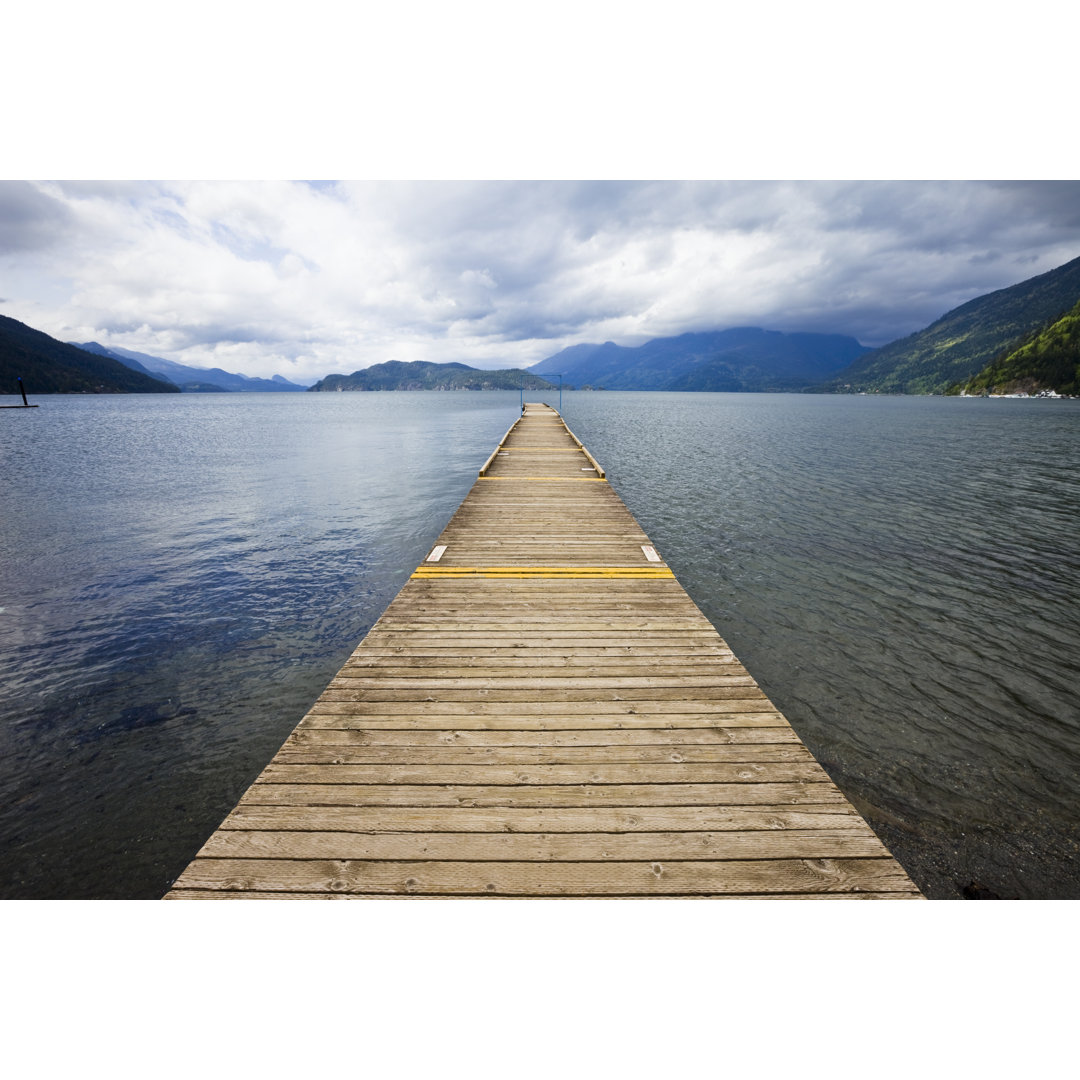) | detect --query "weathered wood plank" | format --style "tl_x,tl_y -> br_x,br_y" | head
272,744 -> 814,765
196,828 -> 890,861
165,889 -> 922,900
216,804 -> 871,832
348,658 -> 743,670
287,727 -> 801,746
310,695 -> 771,711
234,782 -> 849,807
326,675 -> 759,691
168,857 -> 919,896
353,636 -> 730,650
299,709 -> 788,726
255,762 -> 828,785
349,643 -> 738,652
